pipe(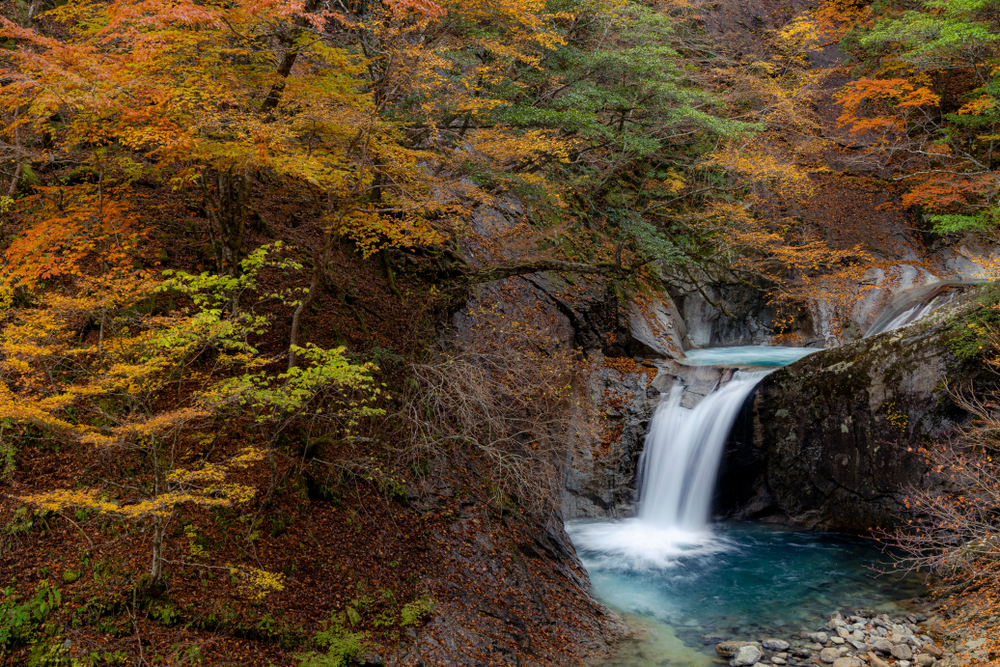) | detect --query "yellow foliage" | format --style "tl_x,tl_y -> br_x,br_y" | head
229,565 -> 286,602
